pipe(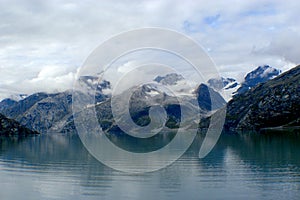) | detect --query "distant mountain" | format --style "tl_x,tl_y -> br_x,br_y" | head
0,98 -> 18,113
0,113 -> 39,136
78,76 -> 111,102
235,65 -> 281,95
0,73 -> 226,134
79,82 -> 223,134
7,93 -> 28,101
207,65 -> 281,101
79,75 -> 111,93
195,84 -> 226,111
2,65 -> 294,134
154,73 -> 184,85
0,78 -> 111,133
208,77 -> 238,91
0,92 -> 73,133
0,92 -> 50,119
207,77 -> 240,101
225,65 -> 300,131
62,75 -> 225,134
